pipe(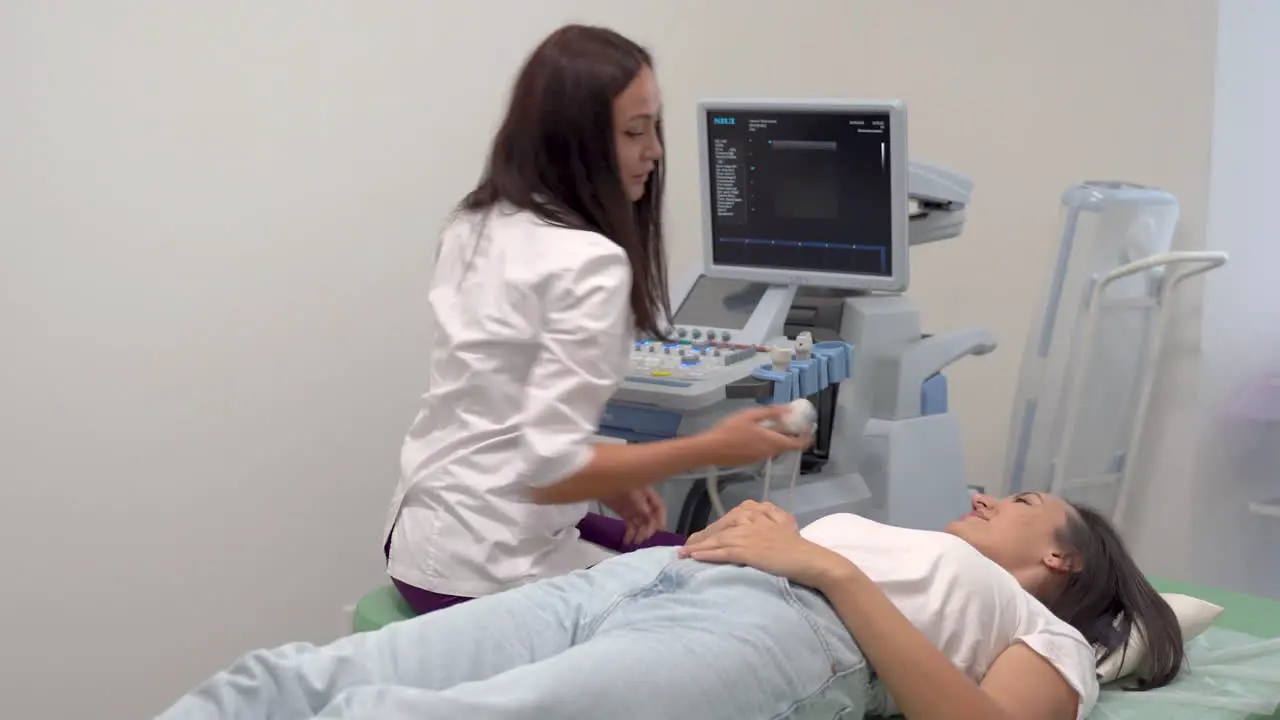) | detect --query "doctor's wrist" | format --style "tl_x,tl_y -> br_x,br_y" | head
660,434 -> 732,477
